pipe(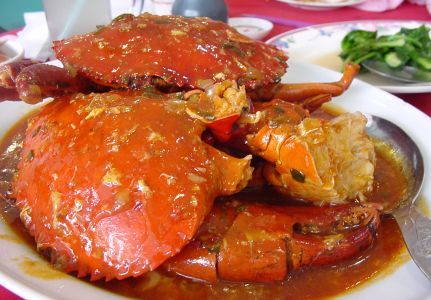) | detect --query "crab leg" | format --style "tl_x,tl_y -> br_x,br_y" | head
163,200 -> 239,283
248,63 -> 360,102
164,200 -> 381,283
0,62 -> 102,103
